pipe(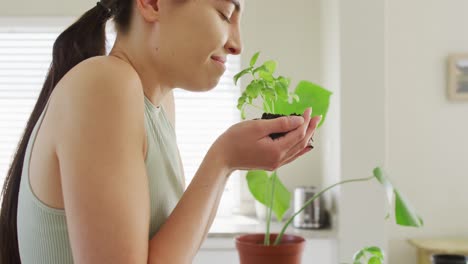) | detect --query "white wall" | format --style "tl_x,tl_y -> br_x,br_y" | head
335,0 -> 468,262
337,0 -> 388,262
386,0 -> 468,263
